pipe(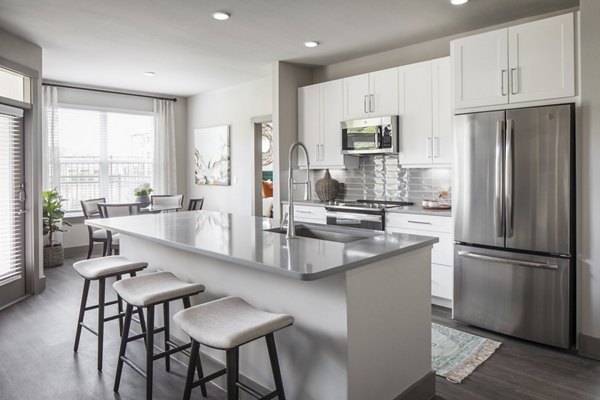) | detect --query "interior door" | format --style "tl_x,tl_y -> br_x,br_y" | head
0,105 -> 26,308
505,105 -> 573,255
454,110 -> 506,248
